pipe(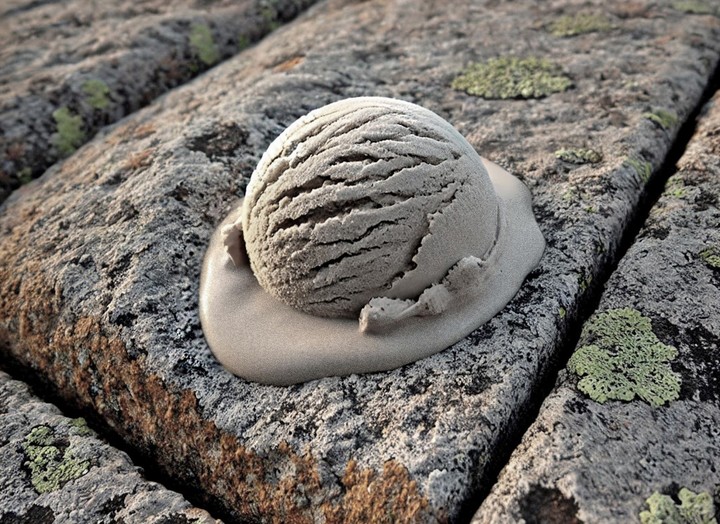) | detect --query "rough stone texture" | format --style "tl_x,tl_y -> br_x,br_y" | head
473,91 -> 720,523
0,0 -> 719,521
0,370 -> 220,523
0,0 -> 318,202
